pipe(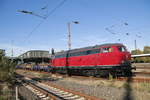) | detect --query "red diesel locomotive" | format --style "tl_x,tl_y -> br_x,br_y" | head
51,43 -> 133,76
